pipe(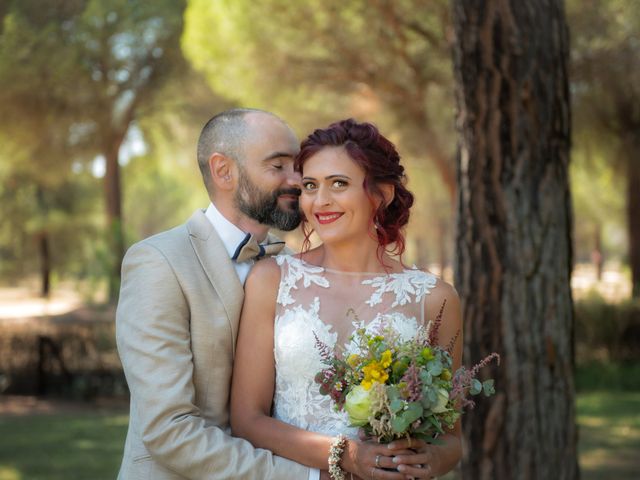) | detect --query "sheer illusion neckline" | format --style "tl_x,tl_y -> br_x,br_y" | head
294,255 -> 414,276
